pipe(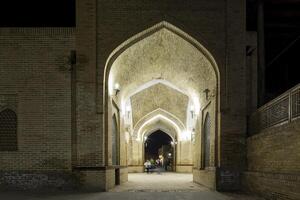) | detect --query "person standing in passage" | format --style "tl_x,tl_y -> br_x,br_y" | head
144,160 -> 151,174
160,155 -> 164,171
156,158 -> 161,174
